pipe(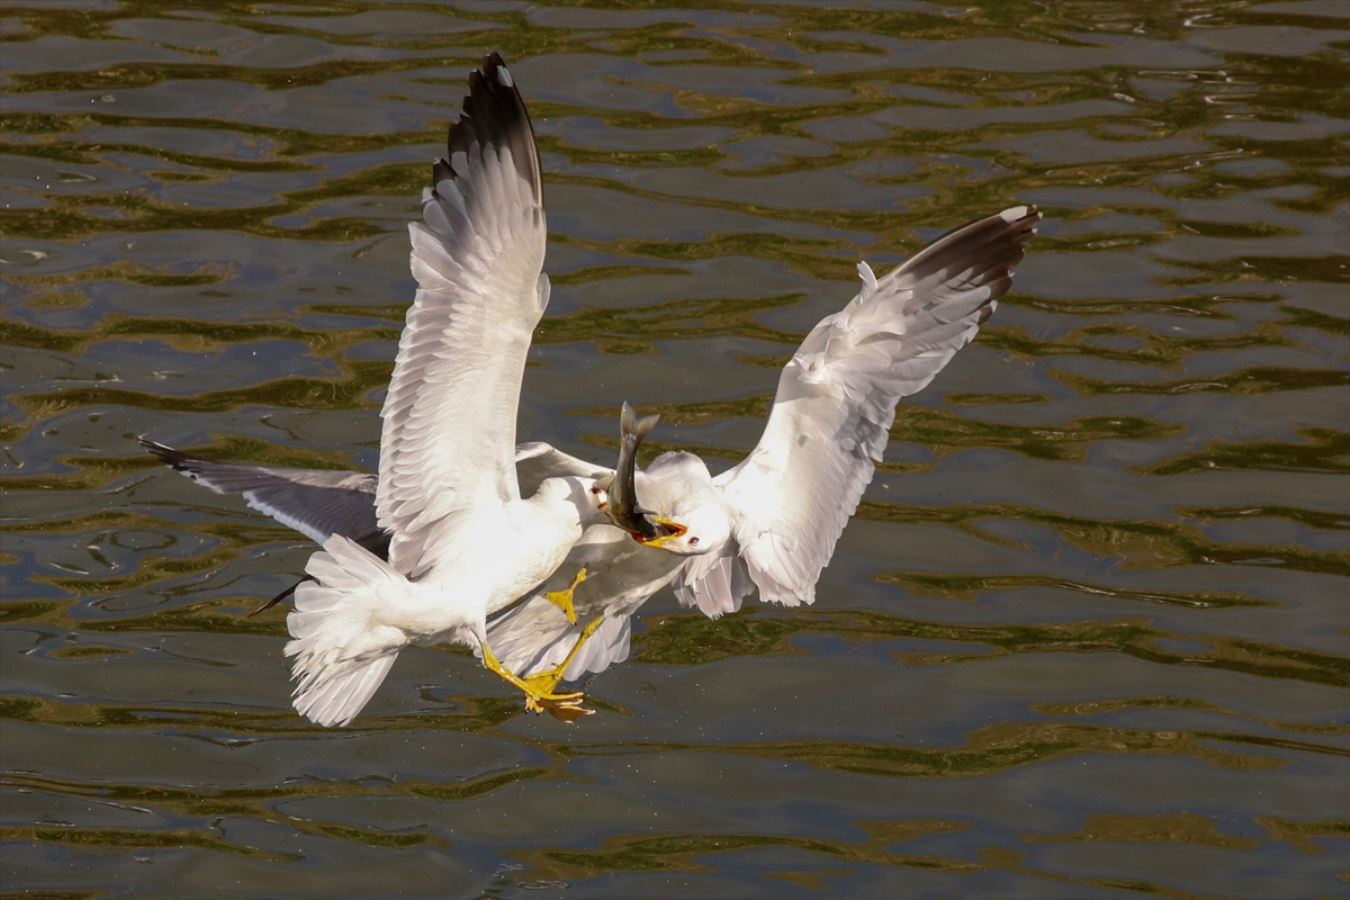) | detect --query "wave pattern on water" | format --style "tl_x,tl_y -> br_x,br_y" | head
2,1 -> 1348,896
